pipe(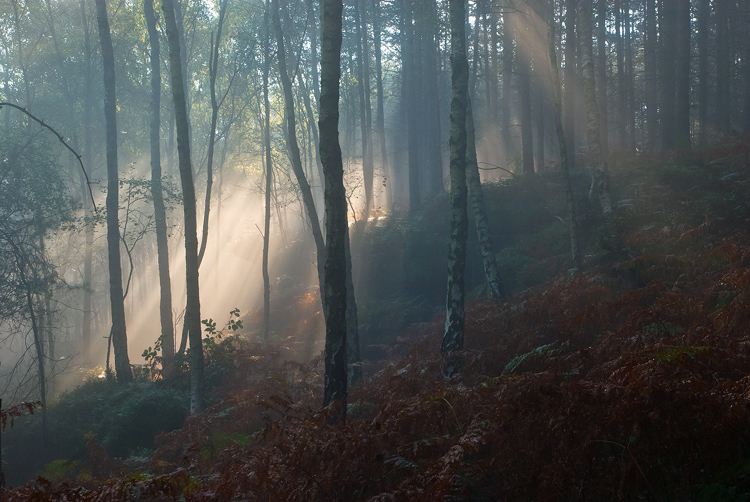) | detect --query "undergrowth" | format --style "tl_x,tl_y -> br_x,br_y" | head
6,139 -> 750,501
